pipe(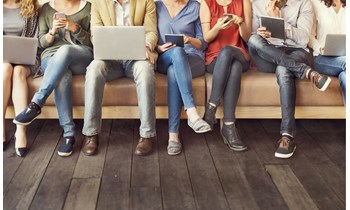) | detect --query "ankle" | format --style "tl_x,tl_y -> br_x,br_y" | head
282,133 -> 294,139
